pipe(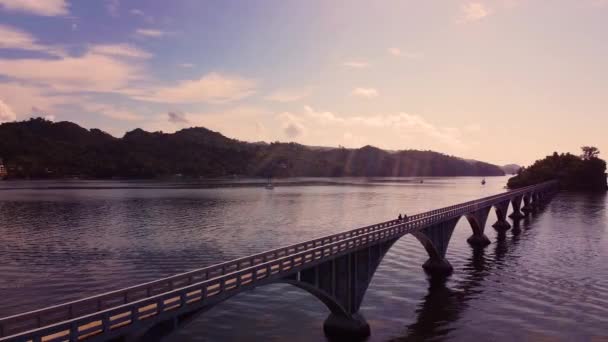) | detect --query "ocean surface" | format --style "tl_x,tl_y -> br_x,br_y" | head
0,177 -> 606,341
